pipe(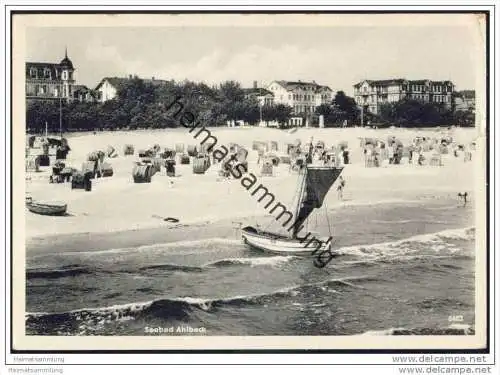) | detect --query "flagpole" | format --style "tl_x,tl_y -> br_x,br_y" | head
59,97 -> 63,137
259,87 -> 263,125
